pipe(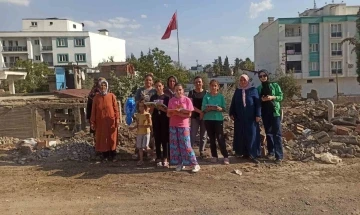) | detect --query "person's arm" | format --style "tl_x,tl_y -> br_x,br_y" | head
149,95 -> 155,114
134,89 -> 141,102
253,89 -> 261,119
217,94 -> 226,112
272,83 -> 284,102
112,94 -> 120,125
86,98 -> 92,121
229,91 -> 236,120
90,96 -> 97,130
